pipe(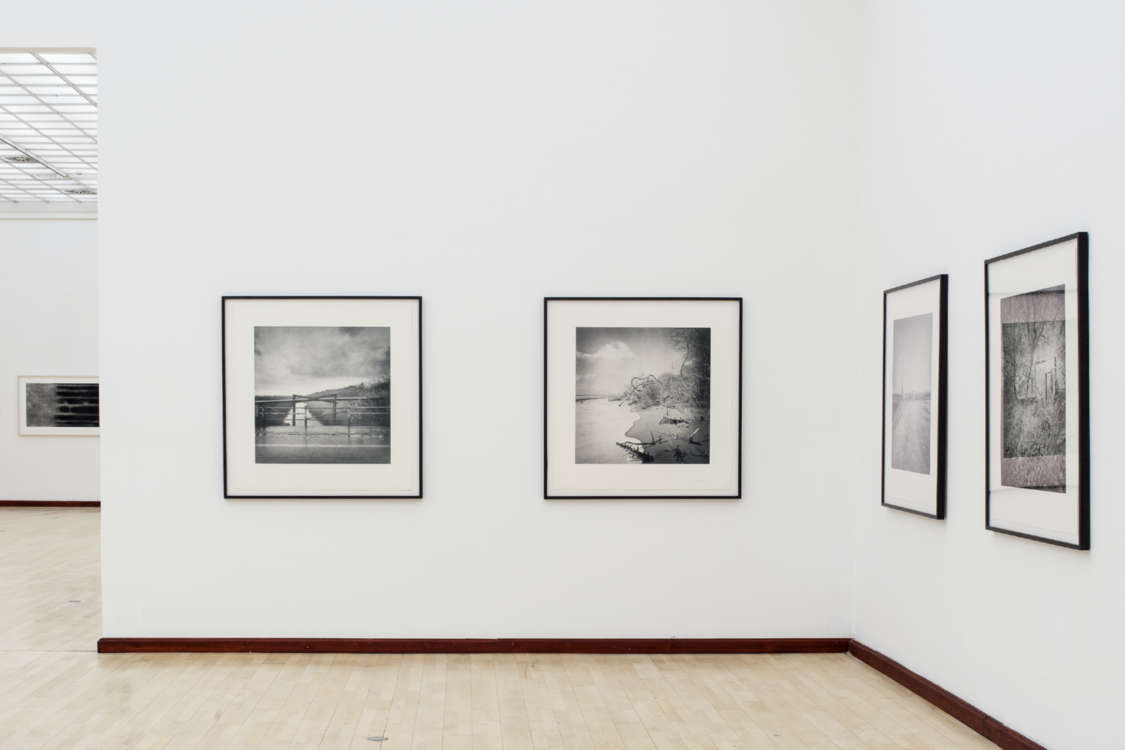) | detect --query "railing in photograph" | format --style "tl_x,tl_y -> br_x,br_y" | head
255,395 -> 389,432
